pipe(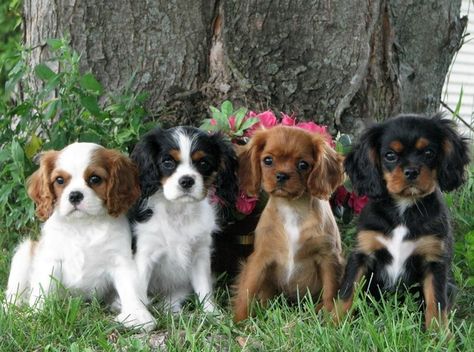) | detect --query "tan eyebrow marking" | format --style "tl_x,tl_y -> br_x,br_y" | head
415,137 -> 429,150
389,140 -> 403,153
191,150 -> 207,161
169,149 -> 181,162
